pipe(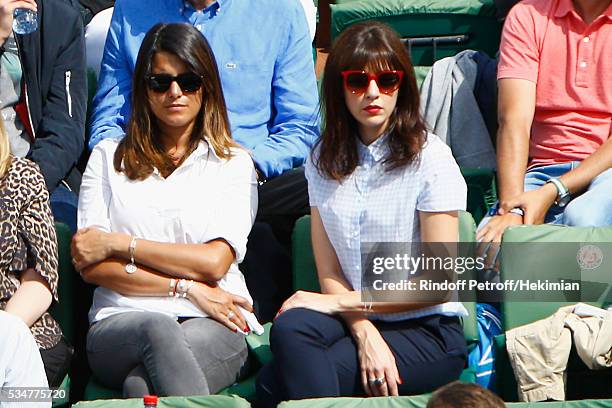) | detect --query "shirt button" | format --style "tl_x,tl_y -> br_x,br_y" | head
195,24 -> 203,30
583,36 -> 590,43
579,61 -> 588,68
